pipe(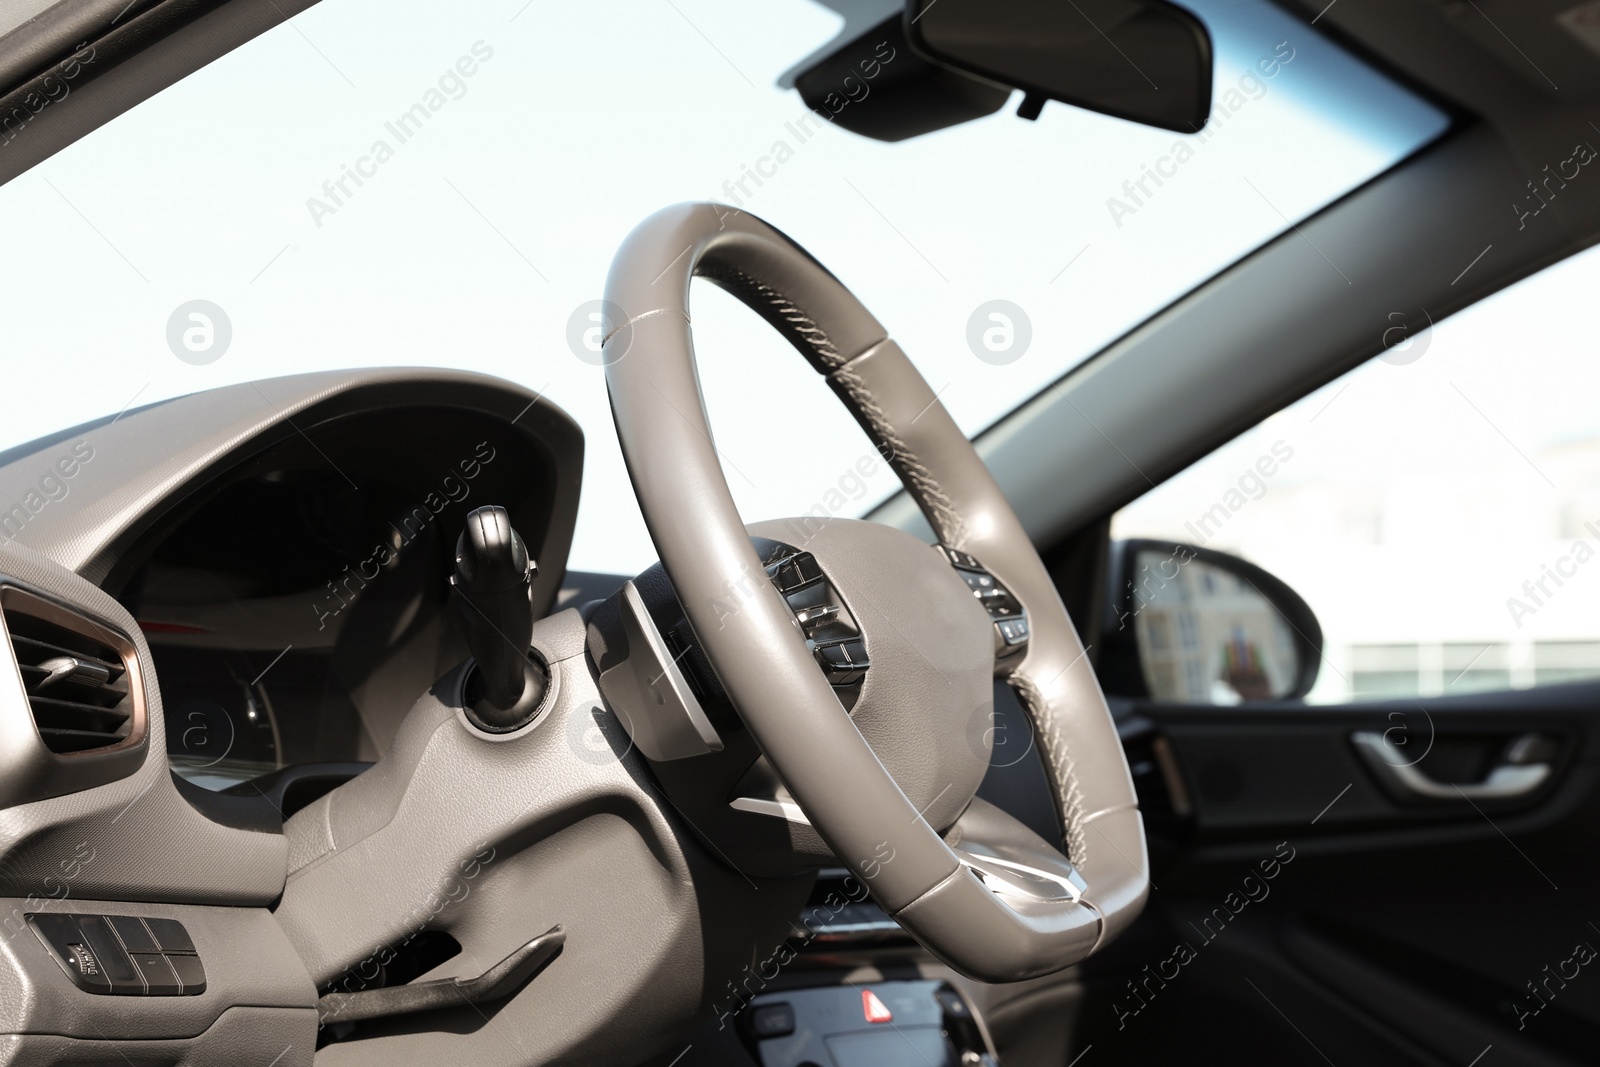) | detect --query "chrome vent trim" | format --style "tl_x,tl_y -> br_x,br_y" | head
1,586 -> 147,757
